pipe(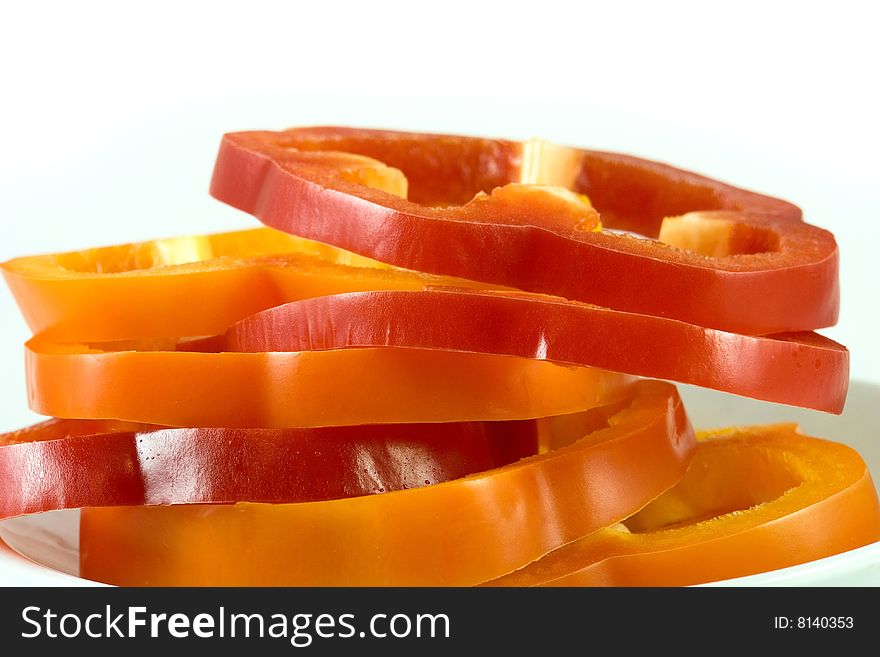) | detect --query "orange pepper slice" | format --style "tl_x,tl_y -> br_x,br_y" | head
1,227 -> 490,342
486,425 -> 880,586
79,380 -> 694,586
26,341 -> 632,427
210,288 -> 849,413
5,229 -> 846,416
6,228 -> 631,427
